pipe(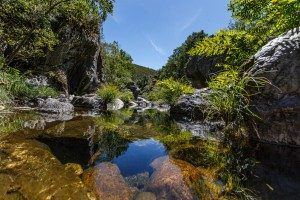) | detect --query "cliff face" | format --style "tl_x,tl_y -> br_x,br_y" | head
249,27 -> 300,146
45,30 -> 102,95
